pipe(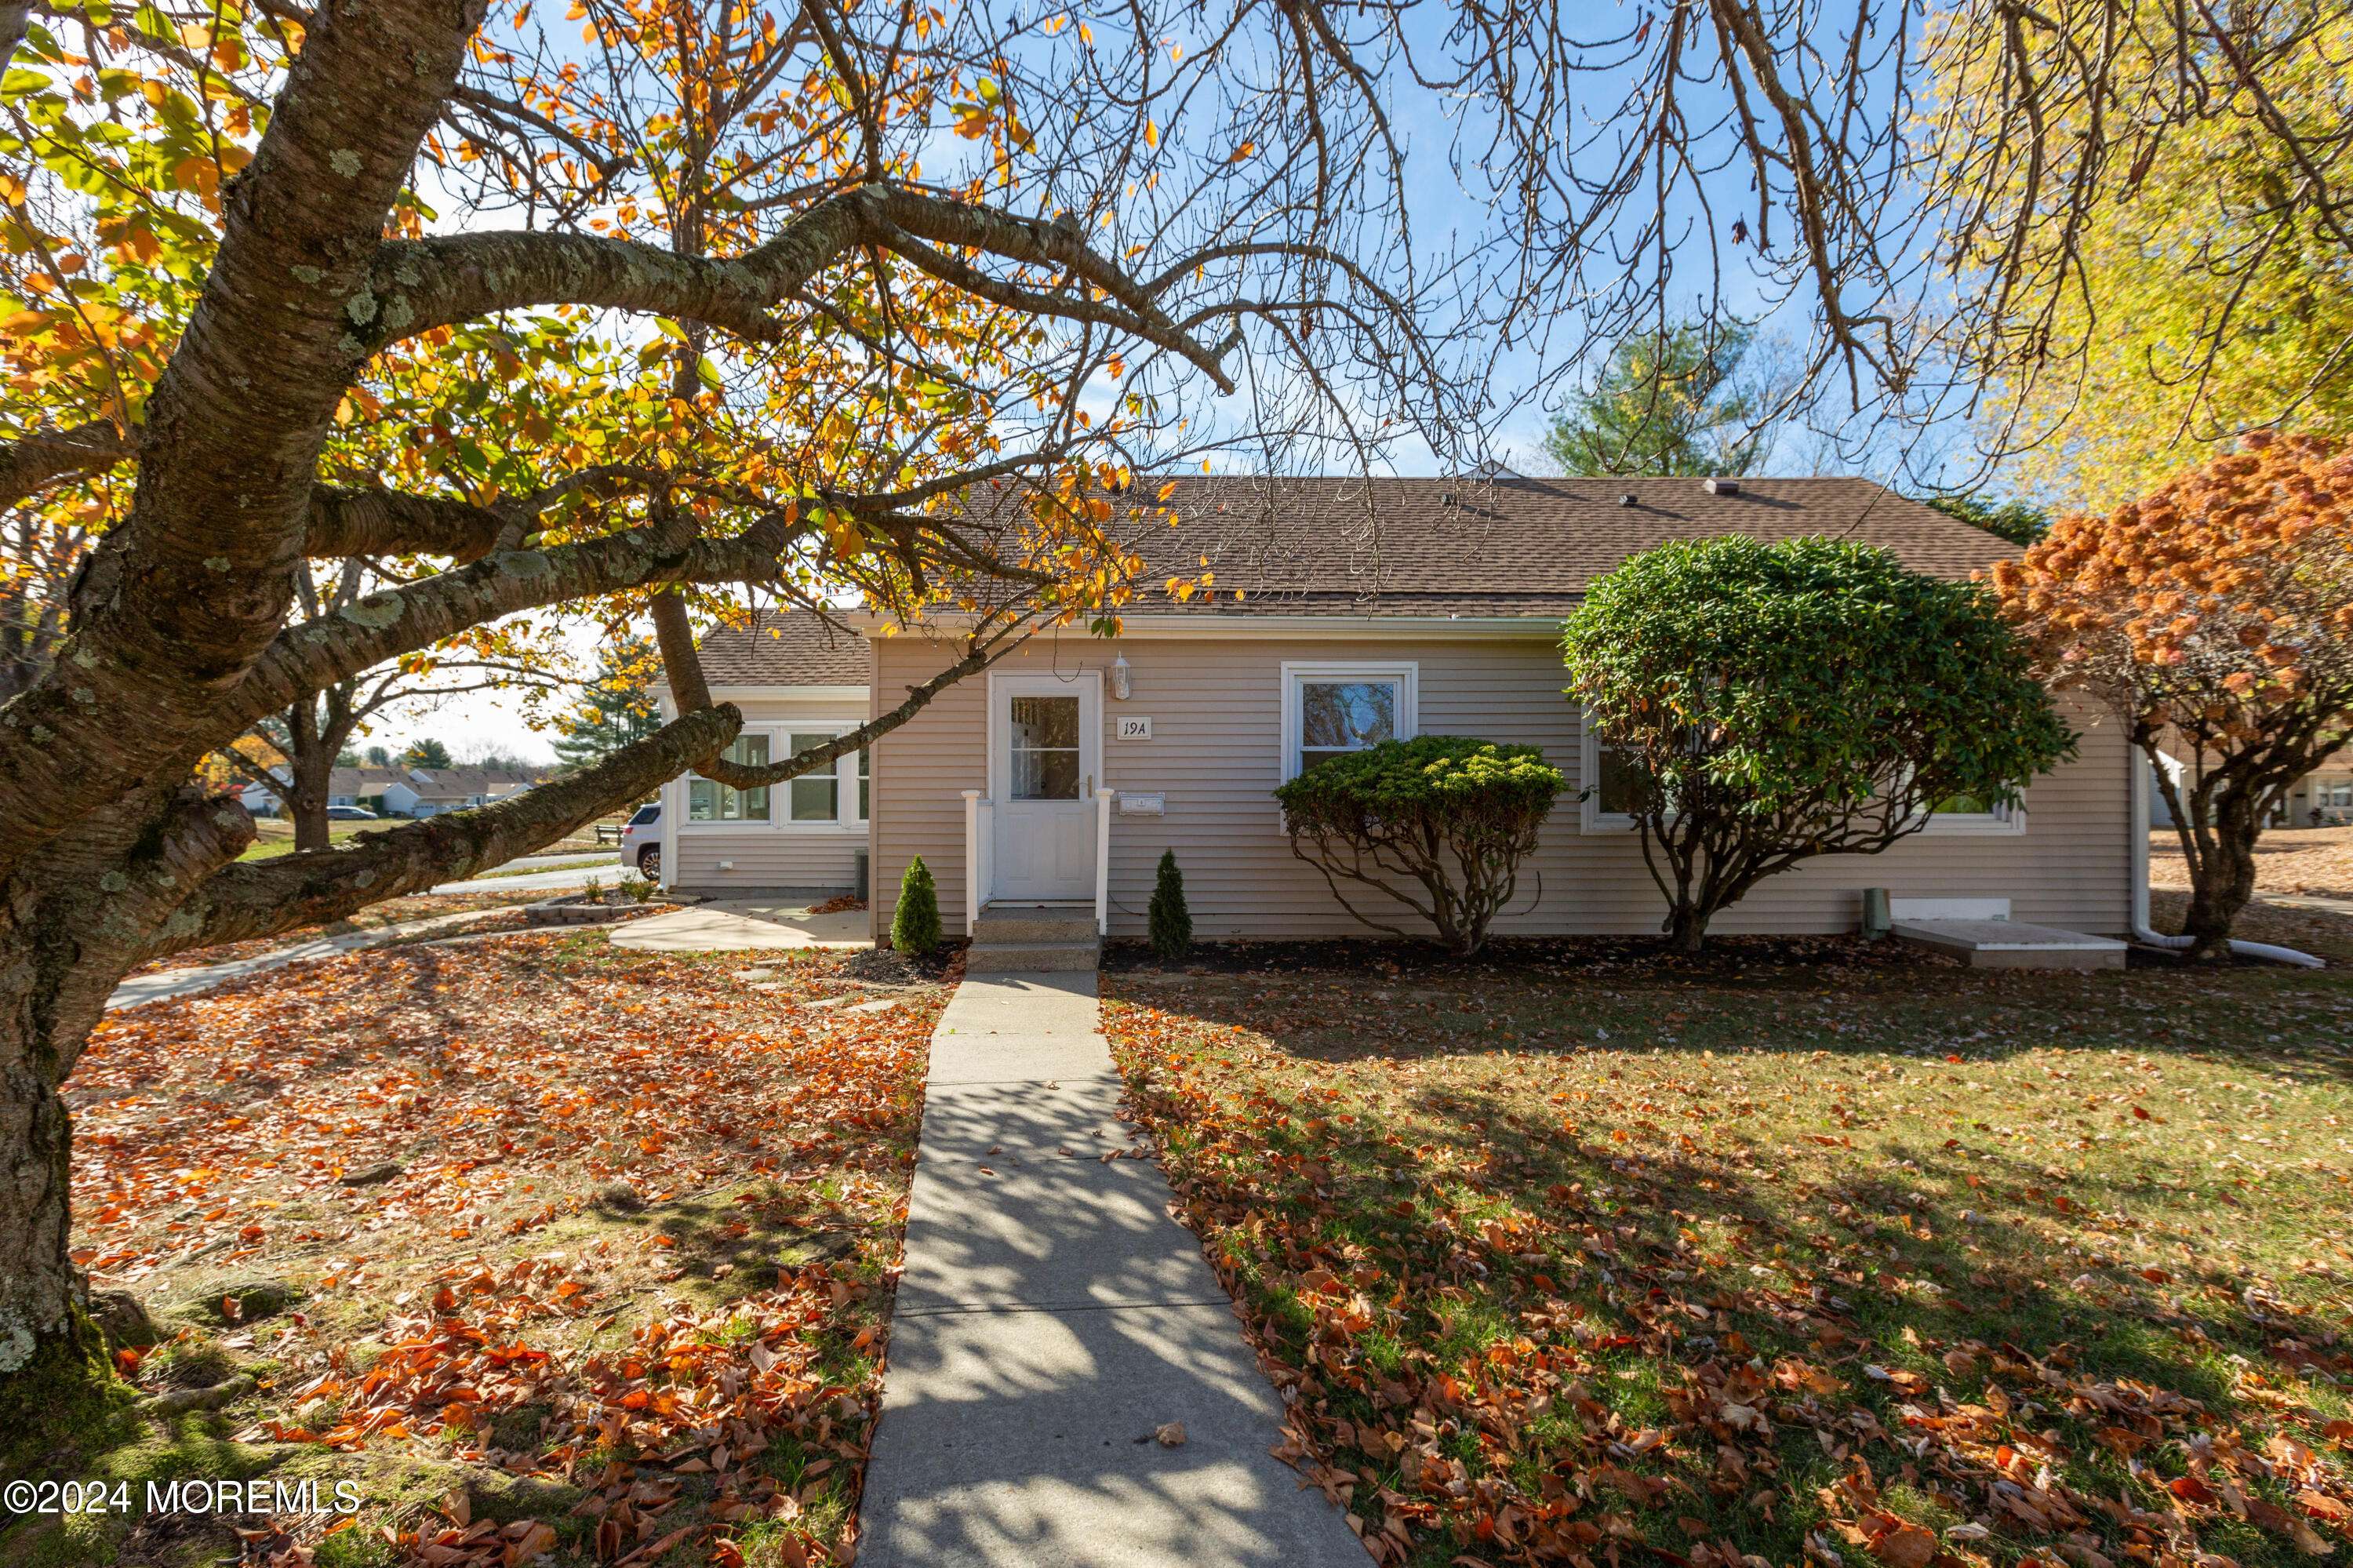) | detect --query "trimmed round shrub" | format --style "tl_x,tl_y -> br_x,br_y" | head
1272,737 -> 1564,955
